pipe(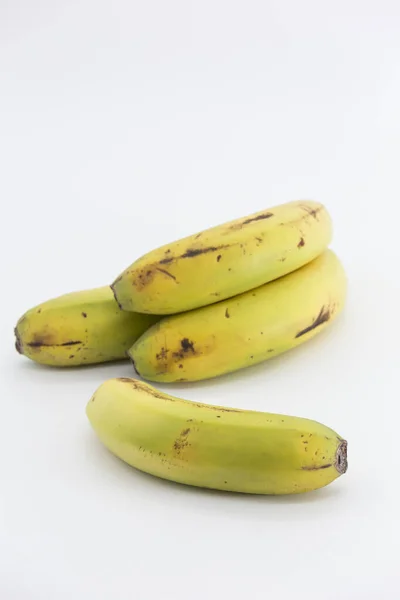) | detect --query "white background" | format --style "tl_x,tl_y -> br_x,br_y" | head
1,1 -> 399,598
